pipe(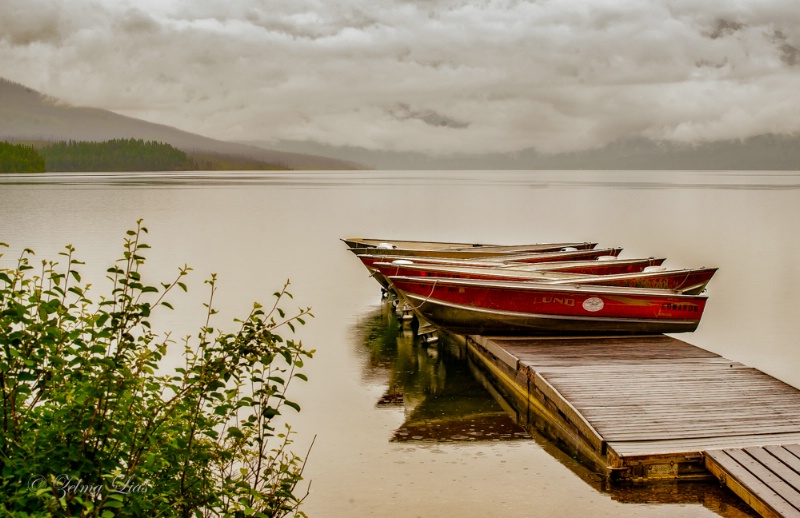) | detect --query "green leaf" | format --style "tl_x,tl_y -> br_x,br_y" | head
262,407 -> 280,418
16,371 -> 38,382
